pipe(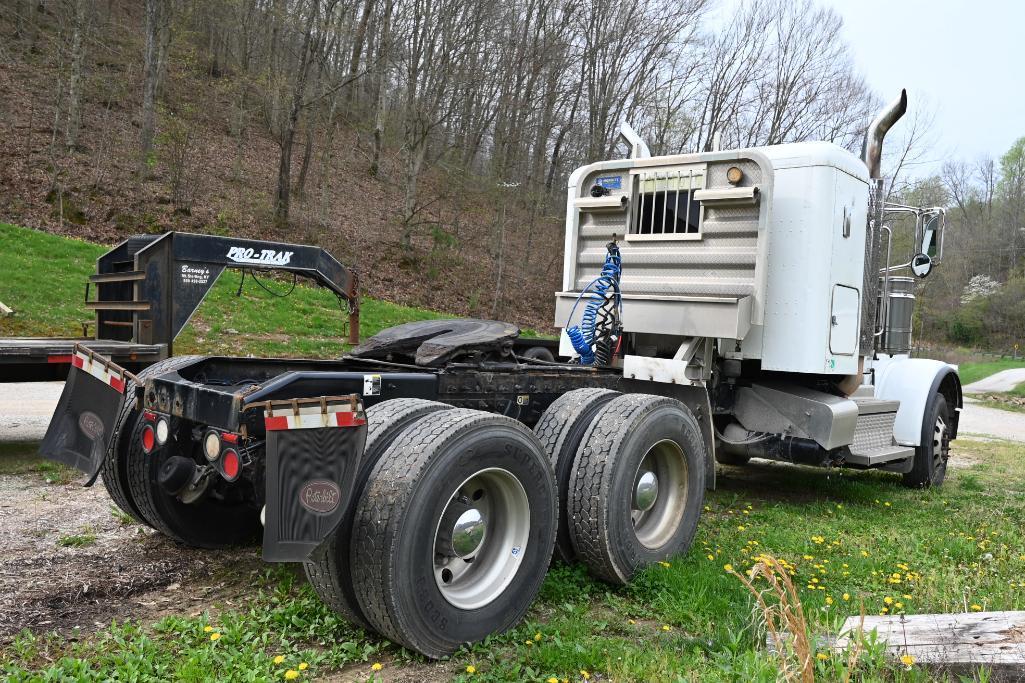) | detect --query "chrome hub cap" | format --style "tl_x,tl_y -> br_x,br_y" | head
433,468 -> 530,610
631,440 -> 688,550
634,471 -> 658,512
451,508 -> 486,559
